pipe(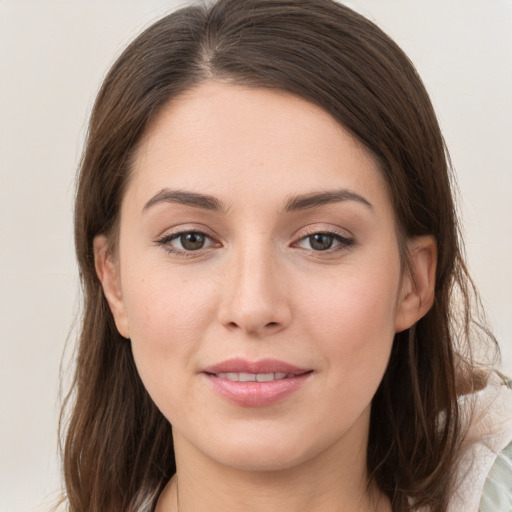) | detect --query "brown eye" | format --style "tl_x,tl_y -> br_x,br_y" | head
294,231 -> 355,253
180,232 -> 206,251
157,230 -> 219,254
309,234 -> 334,251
